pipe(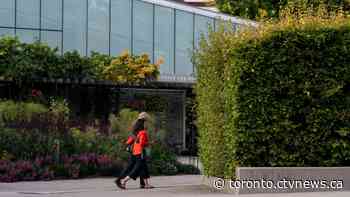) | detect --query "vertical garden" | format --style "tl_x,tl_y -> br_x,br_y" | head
195,9 -> 350,177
